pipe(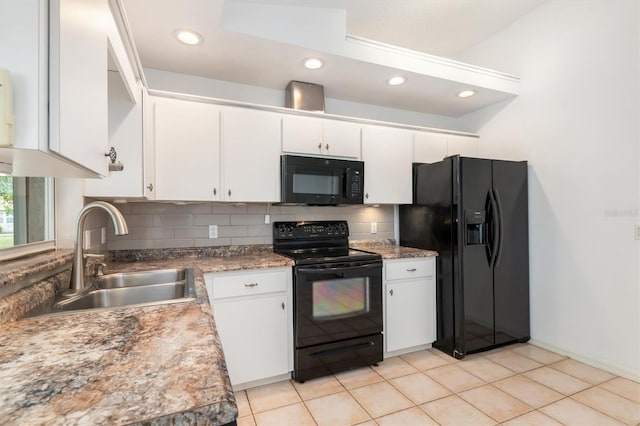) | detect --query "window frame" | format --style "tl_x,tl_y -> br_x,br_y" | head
0,178 -> 55,262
